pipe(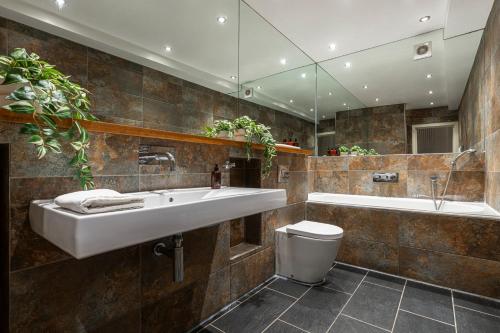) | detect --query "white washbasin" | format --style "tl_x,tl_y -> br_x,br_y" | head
30,187 -> 287,259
